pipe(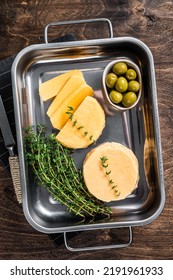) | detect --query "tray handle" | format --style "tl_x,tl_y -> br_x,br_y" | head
64,226 -> 132,252
44,18 -> 113,43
